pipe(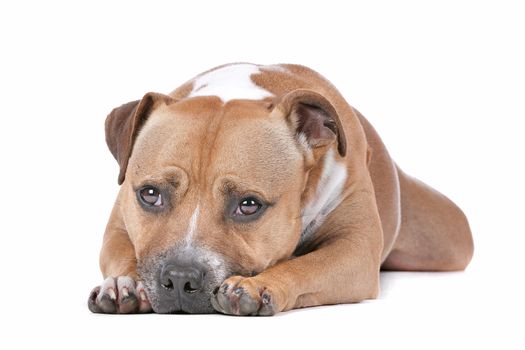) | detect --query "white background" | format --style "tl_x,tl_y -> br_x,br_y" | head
1,1 -> 523,349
